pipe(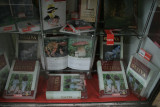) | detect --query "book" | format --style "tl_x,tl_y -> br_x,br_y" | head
15,34 -> 40,60
41,0 -> 66,30
44,35 -> 93,70
100,35 -> 123,61
0,53 -> 10,96
3,60 -> 40,99
16,19 -> 40,33
3,34 -> 40,99
44,36 -> 93,70
104,0 -> 137,29
59,20 -> 95,35
46,74 -> 87,99
80,0 -> 98,22
126,53 -> 160,98
97,60 -> 129,97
